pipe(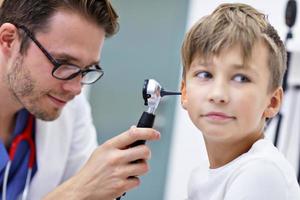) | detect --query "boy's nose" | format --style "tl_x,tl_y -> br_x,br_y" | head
207,80 -> 229,104
61,76 -> 82,96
